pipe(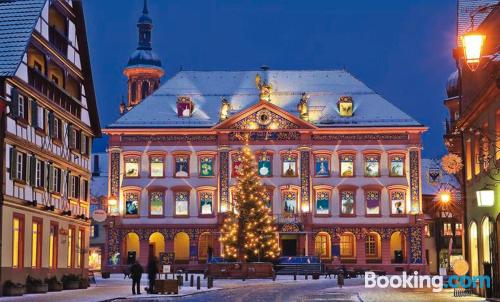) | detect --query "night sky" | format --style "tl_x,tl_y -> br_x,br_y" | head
83,0 -> 457,158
